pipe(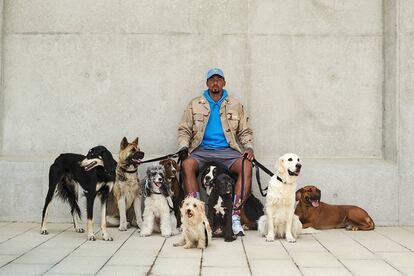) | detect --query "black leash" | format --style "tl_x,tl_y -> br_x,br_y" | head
251,158 -> 283,197
140,150 -> 278,205
138,151 -> 181,164
233,157 -> 282,207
